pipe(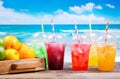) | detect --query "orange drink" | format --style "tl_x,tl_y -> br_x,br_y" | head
96,44 -> 117,71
